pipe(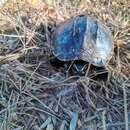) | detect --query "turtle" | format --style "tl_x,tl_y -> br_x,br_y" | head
51,14 -> 113,67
